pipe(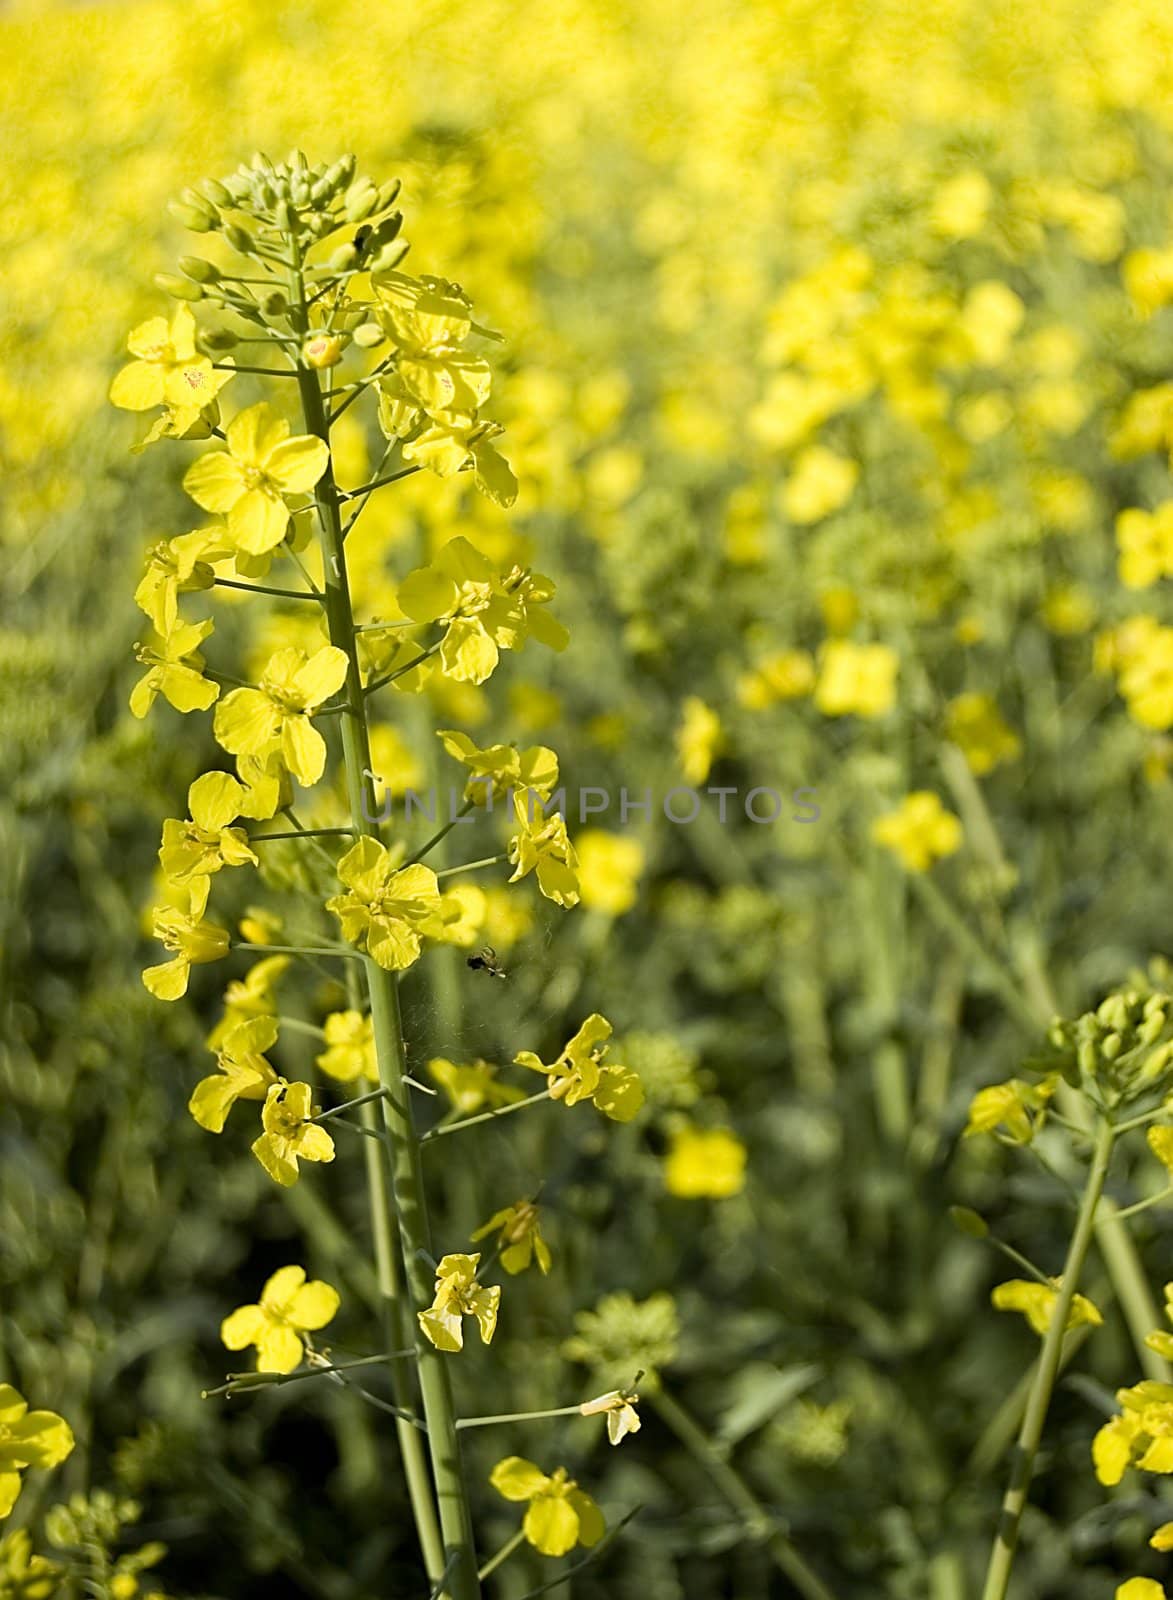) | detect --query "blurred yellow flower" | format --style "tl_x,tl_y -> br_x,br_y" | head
781,445 -> 858,525
0,1387 -> 74,1520
944,693 -> 1021,774
871,792 -> 962,873
664,1126 -> 747,1198
428,1056 -> 525,1114
489,1458 -> 604,1557
1124,246 -> 1173,316
675,697 -> 722,784
1117,504 -> 1173,589
577,831 -> 645,917
930,170 -> 992,239
815,641 -> 898,718
316,1011 -> 378,1084
992,1279 -> 1102,1338
471,1199 -> 551,1275
737,649 -> 815,710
